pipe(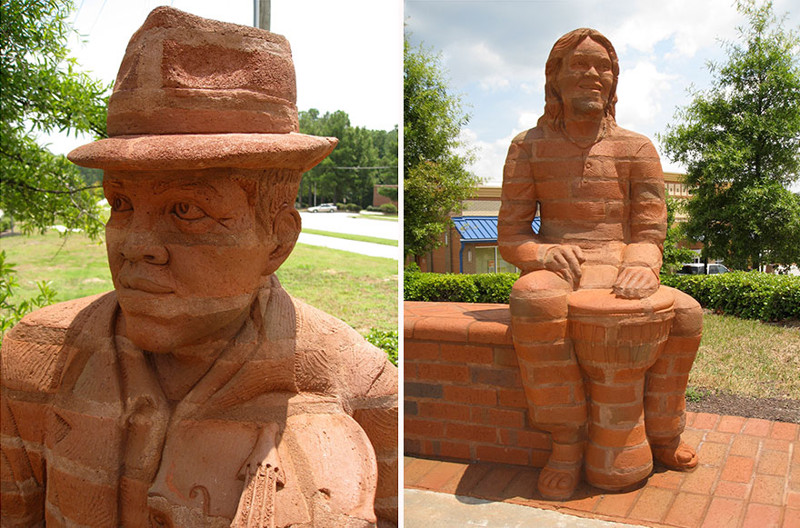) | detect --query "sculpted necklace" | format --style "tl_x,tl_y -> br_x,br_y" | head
562,120 -> 607,150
